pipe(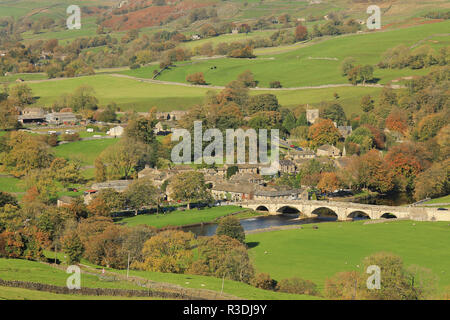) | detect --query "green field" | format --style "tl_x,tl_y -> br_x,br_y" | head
26,73 -> 385,113
0,73 -> 47,84
117,205 -> 244,228
247,220 -> 450,291
27,75 -> 210,111
423,195 -> 450,204
0,176 -> 26,194
0,258 -> 144,291
121,269 -> 319,300
150,21 -> 450,88
0,257 -> 318,300
53,138 -> 118,166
